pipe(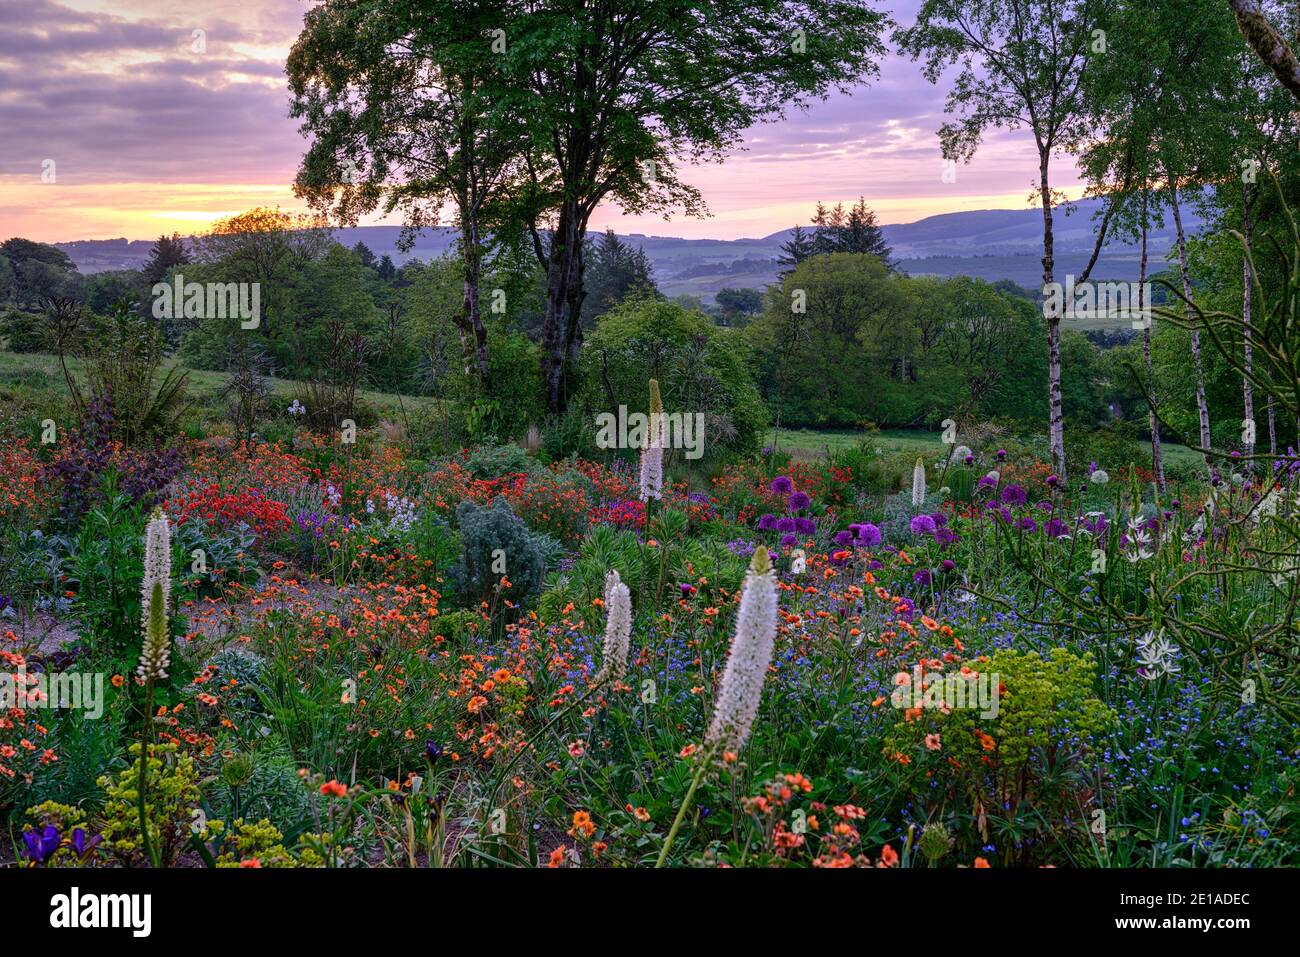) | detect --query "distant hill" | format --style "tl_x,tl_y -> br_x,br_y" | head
49,198 -> 1207,301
